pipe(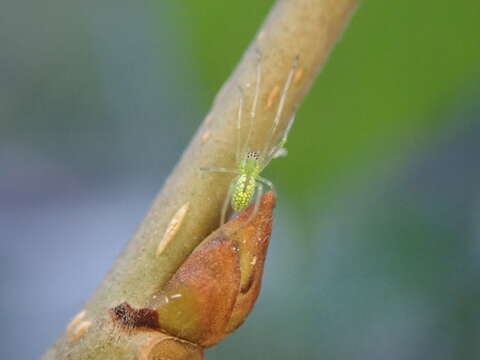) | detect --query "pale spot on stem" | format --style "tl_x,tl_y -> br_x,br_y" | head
70,320 -> 92,341
257,30 -> 266,41
156,203 -> 190,257
265,85 -> 280,110
201,130 -> 211,144
66,310 -> 86,333
293,67 -> 304,84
